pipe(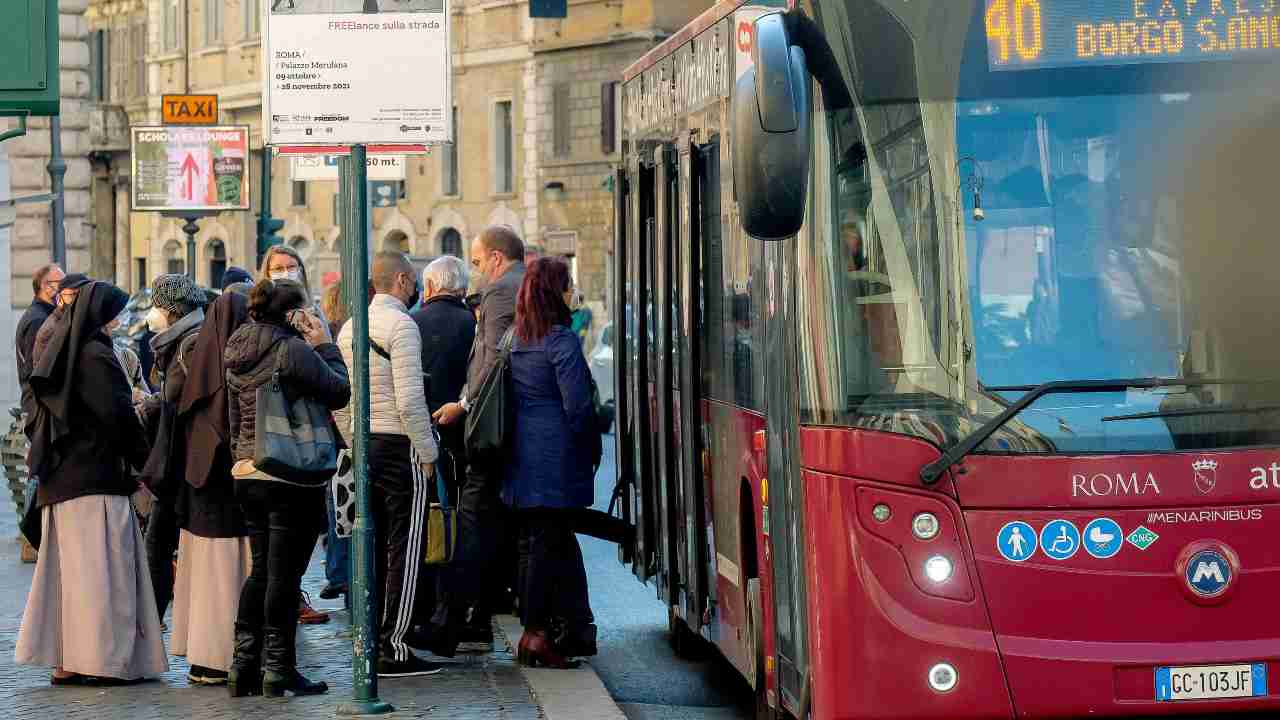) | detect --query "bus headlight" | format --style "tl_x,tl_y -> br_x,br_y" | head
924,555 -> 953,584
912,512 -> 940,540
872,503 -> 892,523
928,663 -> 958,692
